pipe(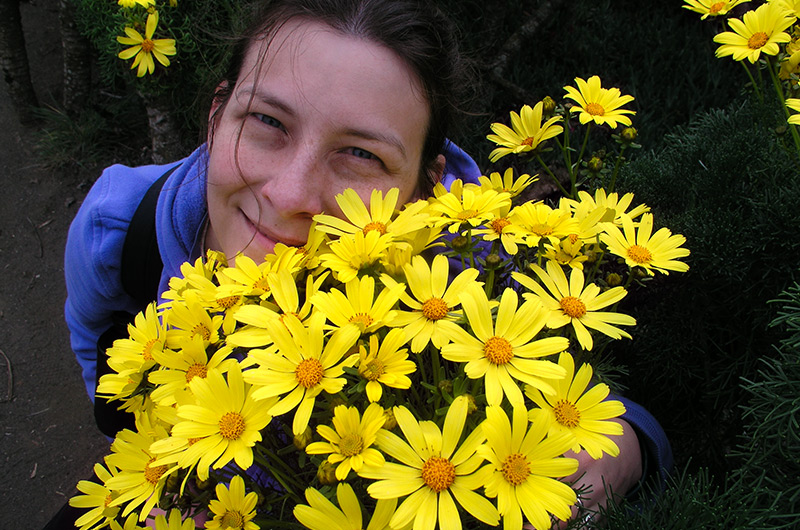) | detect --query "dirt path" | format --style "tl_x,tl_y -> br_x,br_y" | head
0,2 -> 109,527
